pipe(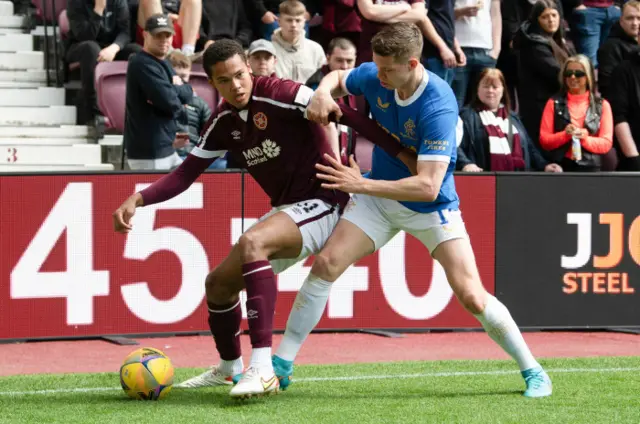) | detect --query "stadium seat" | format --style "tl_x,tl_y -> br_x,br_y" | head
190,64 -> 219,112
95,61 -> 128,132
33,0 -> 67,24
